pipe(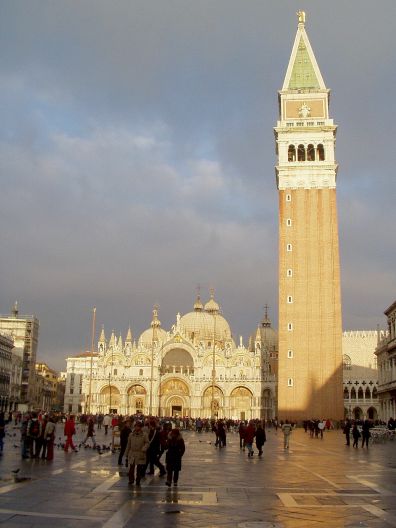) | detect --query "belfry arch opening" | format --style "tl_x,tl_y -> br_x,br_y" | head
297,144 -> 306,161
317,143 -> 325,160
307,144 -> 315,161
288,145 -> 296,161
